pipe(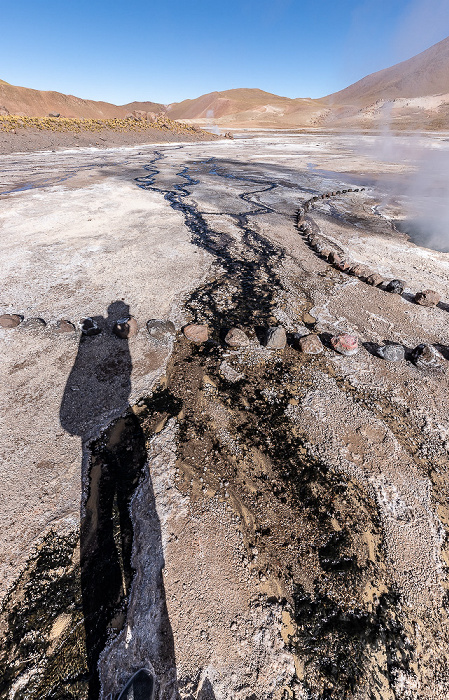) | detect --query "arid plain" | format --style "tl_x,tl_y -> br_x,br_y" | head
1,131 -> 449,699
